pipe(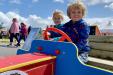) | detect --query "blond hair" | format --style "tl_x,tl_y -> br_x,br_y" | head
67,2 -> 86,18
52,9 -> 64,20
